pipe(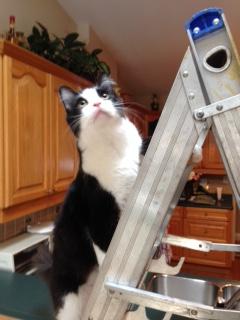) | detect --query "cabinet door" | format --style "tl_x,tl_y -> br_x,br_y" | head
184,218 -> 232,267
202,131 -> 224,171
168,207 -> 184,259
51,77 -> 80,192
3,58 -> 50,207
0,56 -> 3,208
